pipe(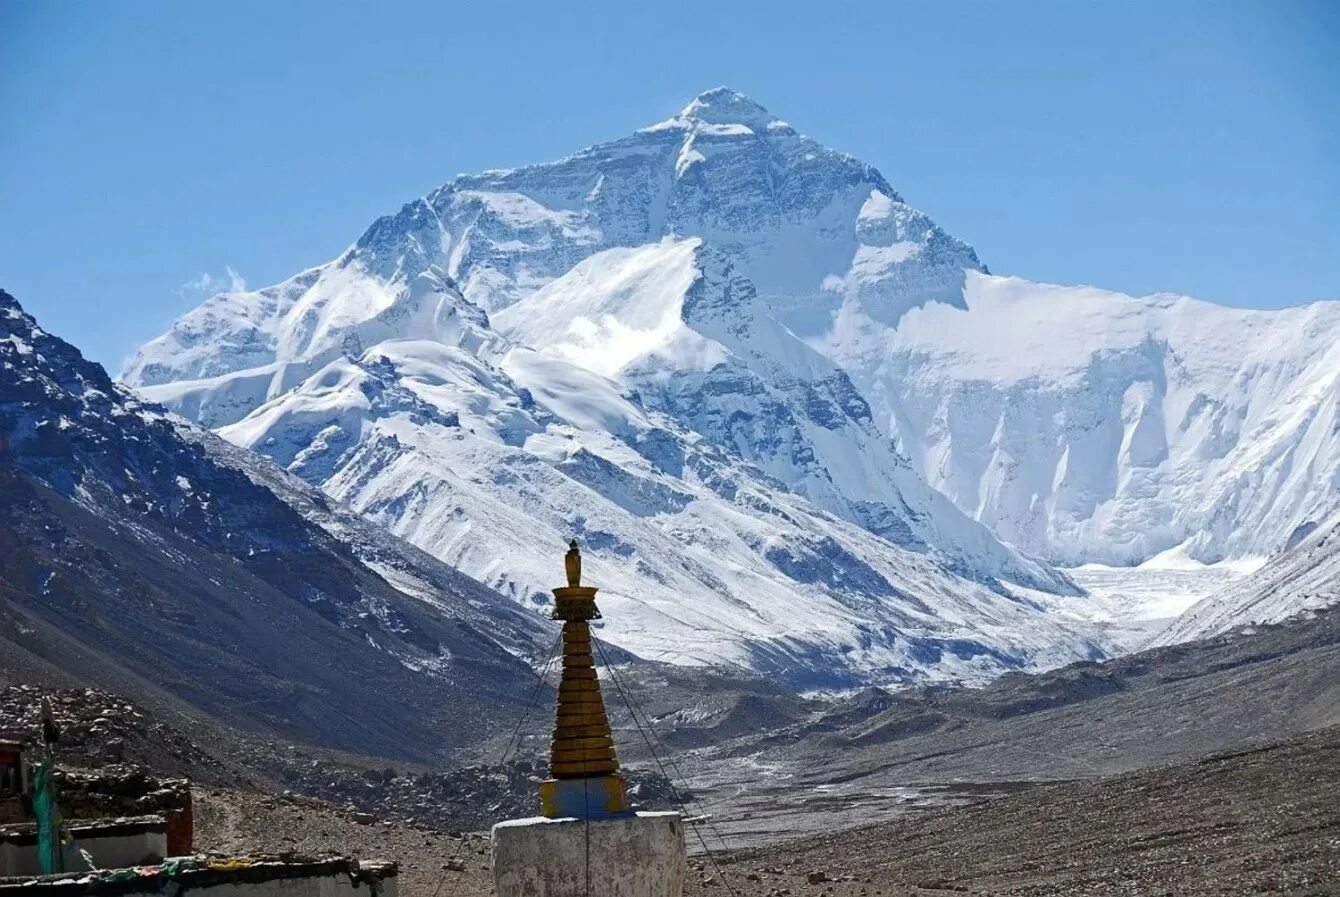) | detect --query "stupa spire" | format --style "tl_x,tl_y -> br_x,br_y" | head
540,540 -> 629,817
